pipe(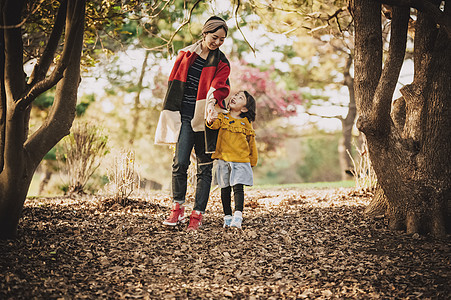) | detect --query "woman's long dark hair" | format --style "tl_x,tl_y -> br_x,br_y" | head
240,91 -> 256,122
